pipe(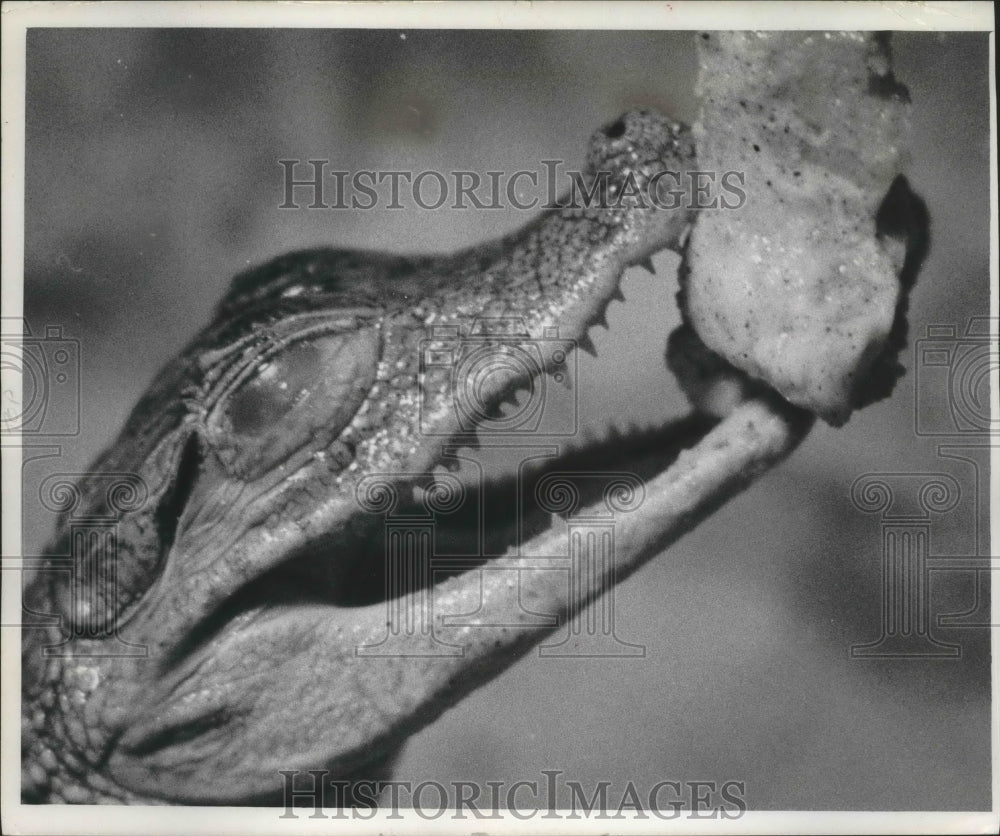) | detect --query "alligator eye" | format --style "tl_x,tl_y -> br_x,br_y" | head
225,341 -> 323,436
211,327 -> 380,480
